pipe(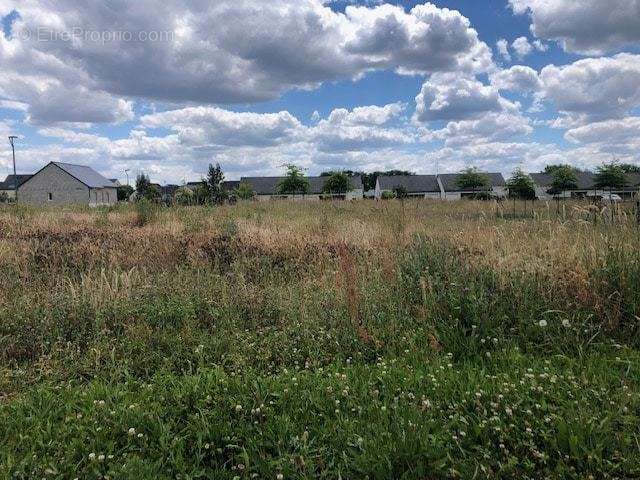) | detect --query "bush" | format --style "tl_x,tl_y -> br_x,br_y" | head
134,198 -> 158,226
